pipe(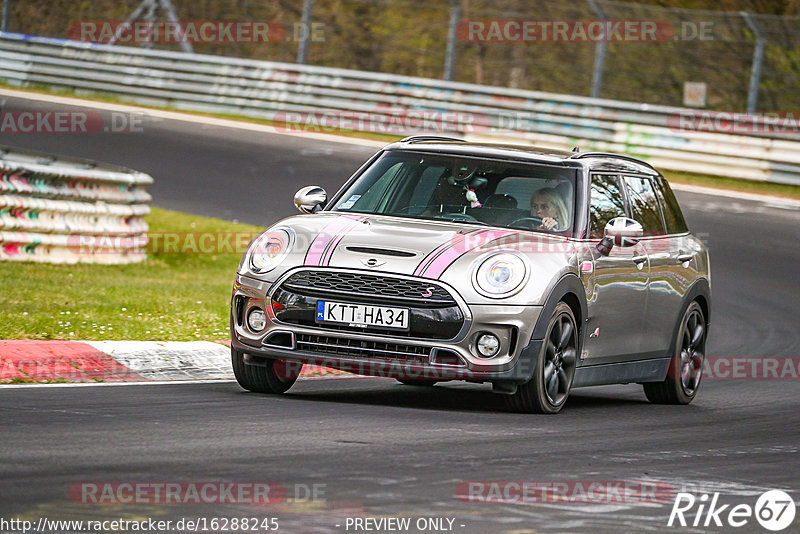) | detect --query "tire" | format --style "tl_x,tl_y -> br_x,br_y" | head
231,348 -> 302,394
643,301 -> 706,405
396,379 -> 438,387
505,302 -> 578,414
